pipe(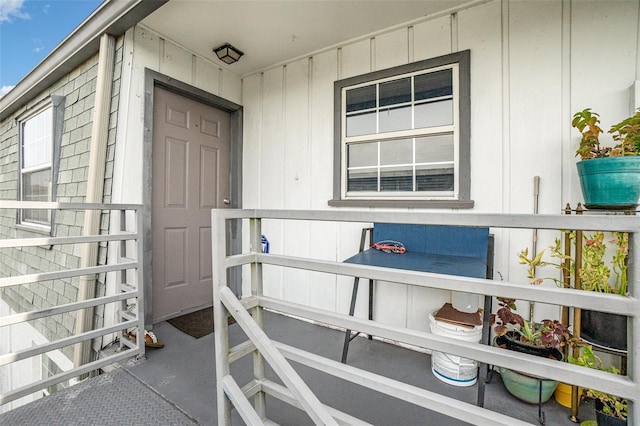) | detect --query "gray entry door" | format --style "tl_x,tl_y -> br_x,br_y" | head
152,86 -> 231,321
